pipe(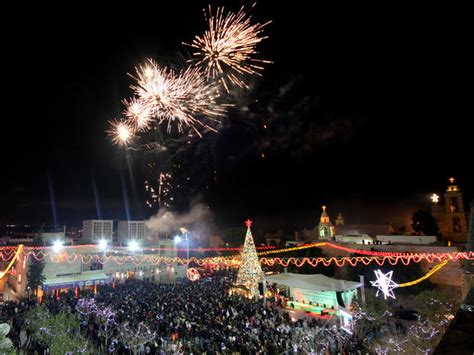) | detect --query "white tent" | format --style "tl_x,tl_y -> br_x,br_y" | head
267,273 -> 362,309
266,273 -> 362,292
